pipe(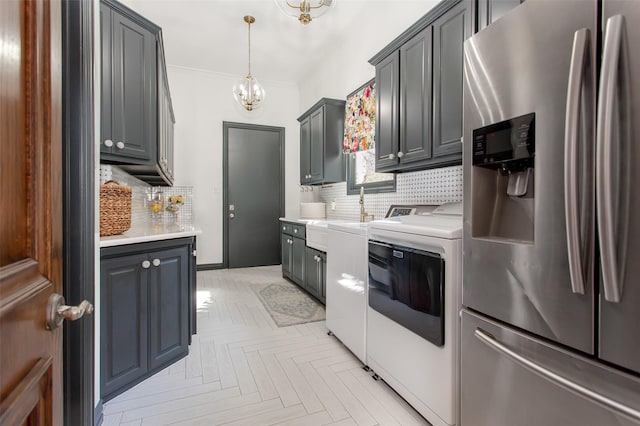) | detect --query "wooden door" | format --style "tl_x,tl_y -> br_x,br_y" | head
0,0 -> 64,424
